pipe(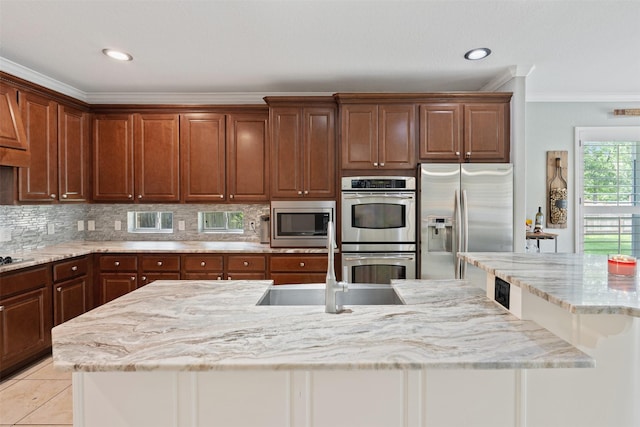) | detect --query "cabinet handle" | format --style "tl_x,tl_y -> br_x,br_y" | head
157,261 -> 163,266
373,162 -> 378,167
217,276 -> 222,280
0,306 -> 4,312
220,195 -> 224,199
142,276 -> 146,281
466,151 -> 471,158
138,194 -> 142,199
243,261 -> 249,267
128,194 -> 133,199
230,194 -> 234,199
304,190 -> 309,195
455,151 -> 461,156
228,275 -> 232,280
57,287 -> 62,292
114,261 -> 120,266
200,261 -> 206,267
71,265 -> 78,271
50,194 -> 56,199
132,276 -> 136,281
300,262 -> 305,267
379,162 -> 385,167
62,194 -> 68,199
297,191 -> 303,195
